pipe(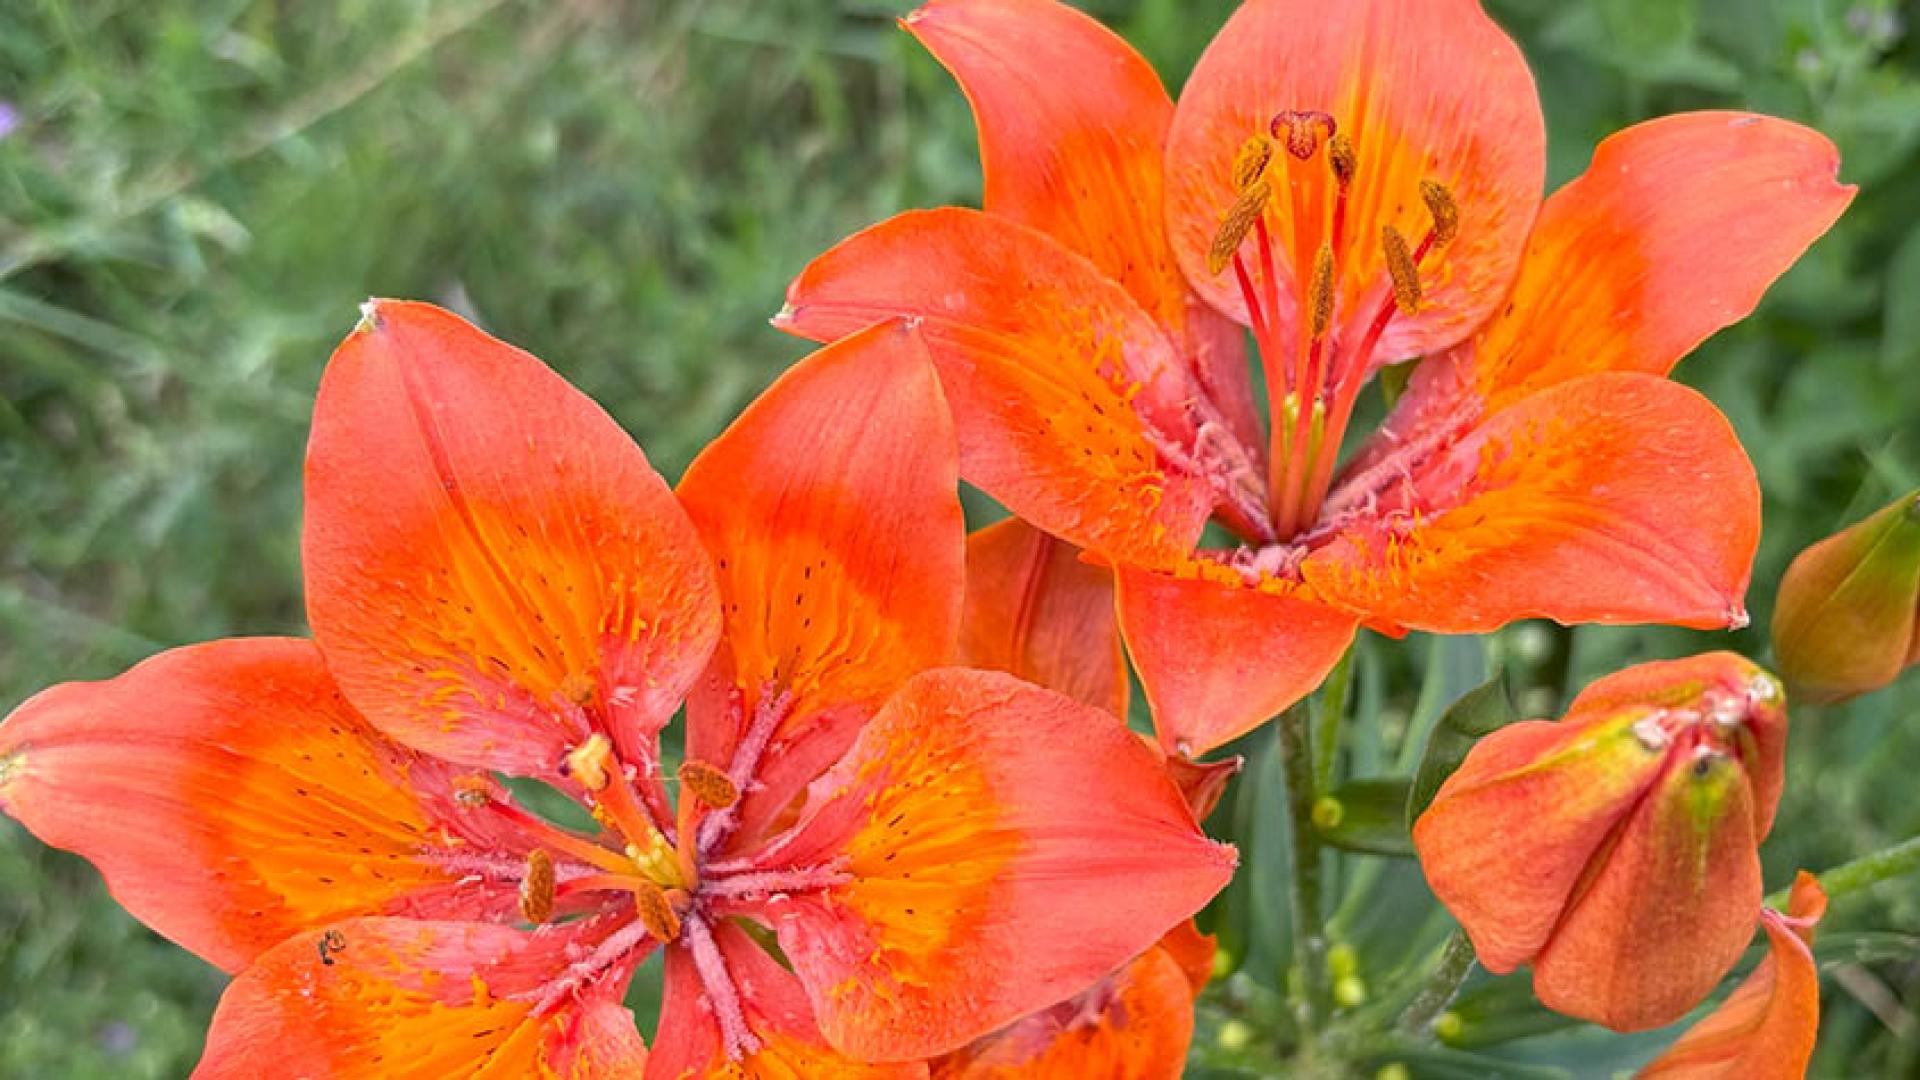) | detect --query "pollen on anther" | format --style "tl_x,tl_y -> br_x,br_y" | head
1420,180 -> 1459,245
519,850 -> 555,924
1382,226 -> 1421,314
1309,244 -> 1335,339
1232,135 -> 1274,189
679,760 -> 739,811
1209,179 -> 1271,275
634,881 -> 682,942
1328,134 -> 1356,188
